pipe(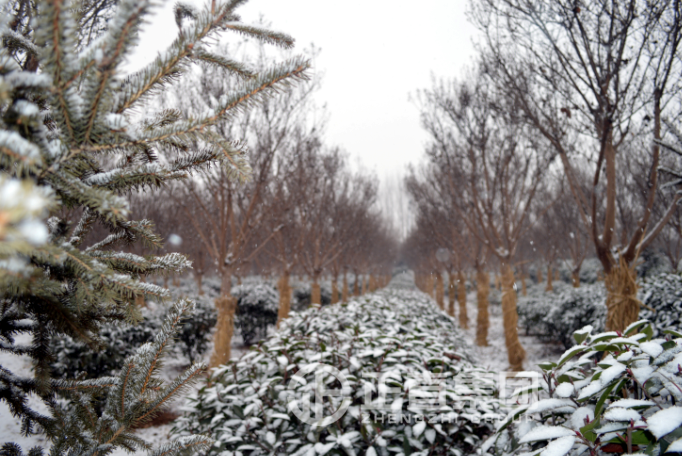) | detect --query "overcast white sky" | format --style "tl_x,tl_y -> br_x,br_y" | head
130,0 -> 479,180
